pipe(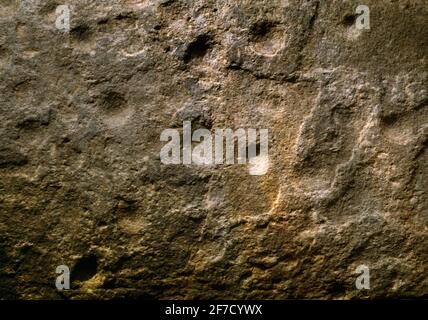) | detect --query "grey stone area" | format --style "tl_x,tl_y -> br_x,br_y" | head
0,0 -> 427,299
